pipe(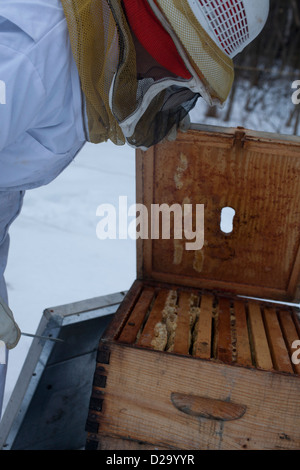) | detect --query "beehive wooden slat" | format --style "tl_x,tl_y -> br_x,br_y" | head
118,287 -> 155,344
292,309 -> 300,337
248,302 -> 273,370
137,289 -> 169,348
278,309 -> 300,375
193,294 -> 213,359
217,298 -> 232,363
233,300 -> 252,367
173,292 -> 192,355
263,307 -> 294,374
